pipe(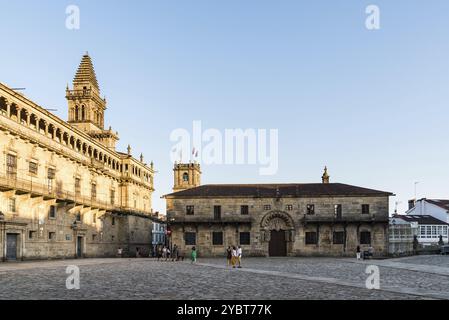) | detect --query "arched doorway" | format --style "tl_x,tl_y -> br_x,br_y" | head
260,211 -> 295,257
